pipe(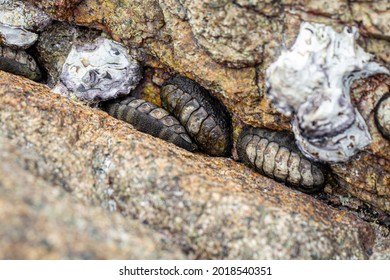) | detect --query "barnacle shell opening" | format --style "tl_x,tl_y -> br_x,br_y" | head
266,22 -> 390,163
59,38 -> 142,101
